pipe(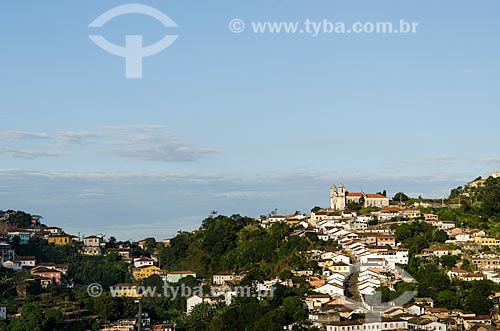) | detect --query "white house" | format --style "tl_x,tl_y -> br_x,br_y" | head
447,269 -> 468,279
2,260 -> 22,271
327,273 -> 346,283
326,318 -> 407,331
212,273 -> 243,285
304,294 -> 331,310
423,248 -> 449,257
83,235 -> 103,256
359,285 -> 377,295
455,234 -> 472,242
133,257 -> 155,268
45,227 -> 63,235
0,304 -> 6,319
328,278 -> 344,287
360,249 -> 409,267
406,304 -> 425,316
267,215 -> 286,223
186,295 -> 222,313
315,283 -> 345,297
462,273 -> 484,282
408,318 -> 447,331
321,252 -> 337,260
328,262 -> 351,275
488,273 -> 500,283
16,256 -> 36,268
